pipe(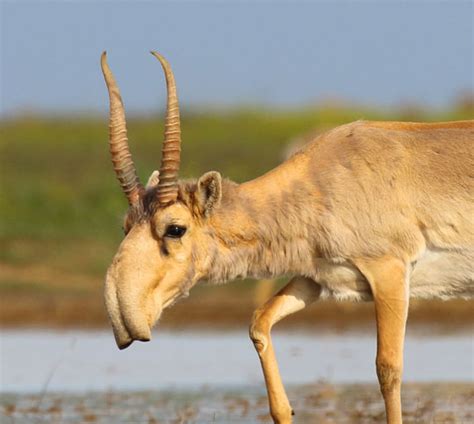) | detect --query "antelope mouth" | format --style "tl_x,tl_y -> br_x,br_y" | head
111,317 -> 152,350
118,334 -> 150,350
118,339 -> 134,350
111,309 -> 153,350
118,327 -> 151,349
